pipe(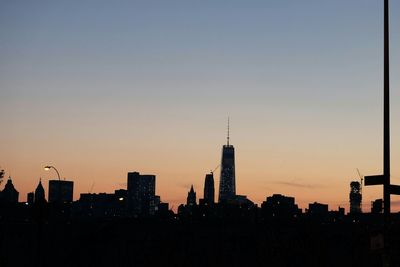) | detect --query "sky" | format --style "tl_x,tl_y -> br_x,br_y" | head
1,0 -> 400,212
